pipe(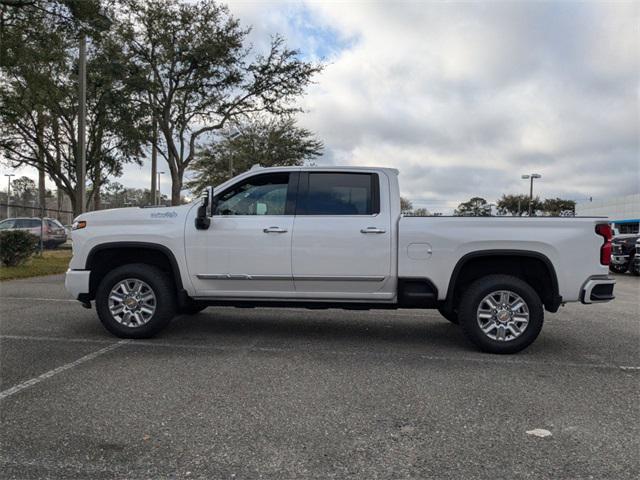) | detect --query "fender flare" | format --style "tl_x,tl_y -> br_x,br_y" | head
85,241 -> 184,291
444,249 -> 561,311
